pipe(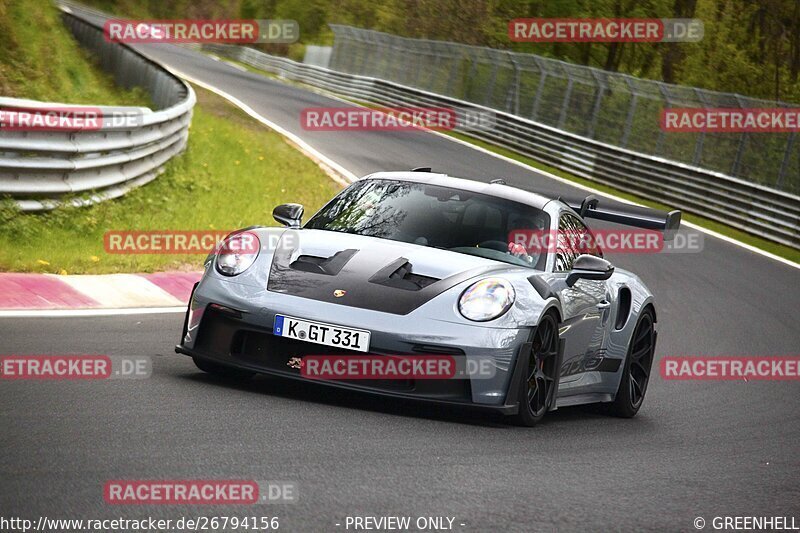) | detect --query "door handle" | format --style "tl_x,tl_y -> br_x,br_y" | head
597,300 -> 611,326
